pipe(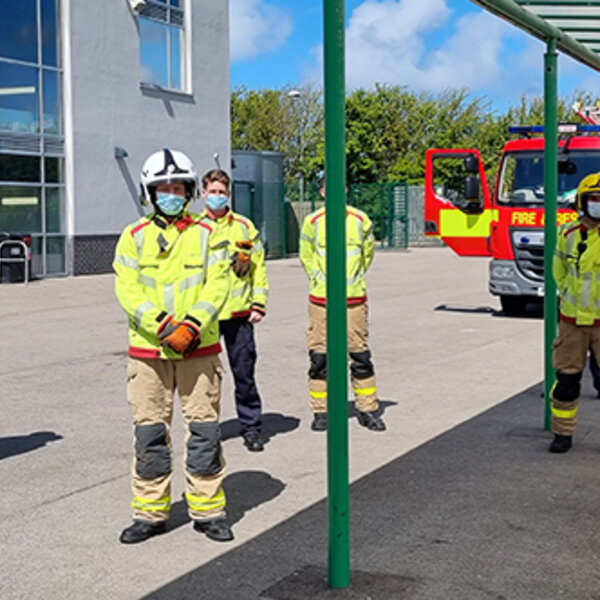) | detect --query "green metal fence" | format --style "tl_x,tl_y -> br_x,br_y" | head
284,181 -> 409,253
